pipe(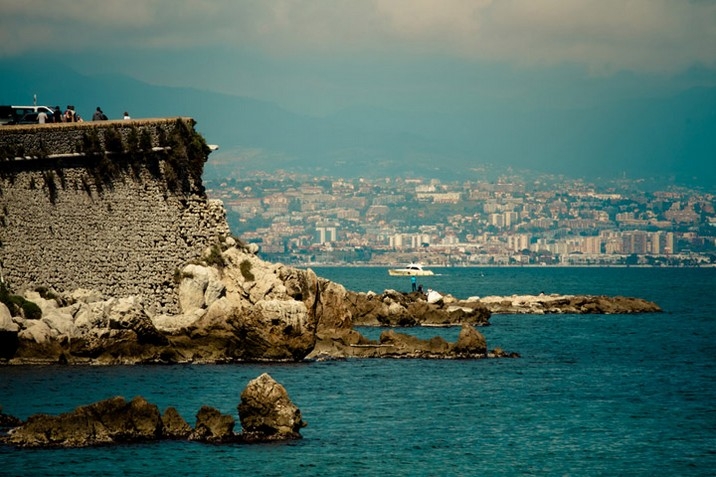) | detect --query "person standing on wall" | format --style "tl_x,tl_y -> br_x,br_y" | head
64,105 -> 75,122
92,107 -> 108,121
